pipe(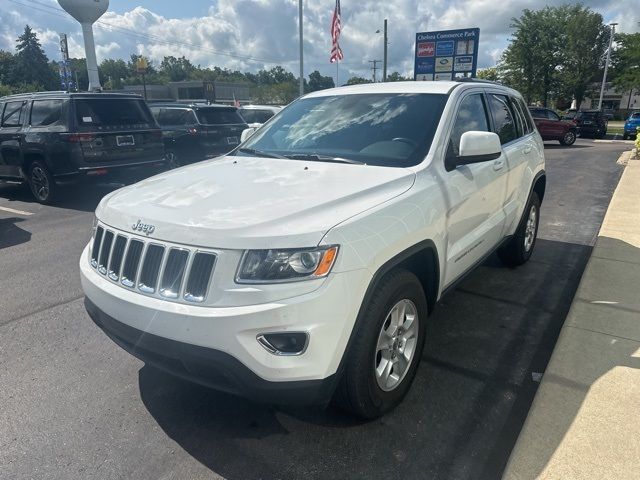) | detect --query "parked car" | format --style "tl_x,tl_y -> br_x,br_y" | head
81,80 -> 545,418
623,111 -> 640,140
575,110 -> 608,138
238,105 -> 282,127
529,107 -> 578,145
0,92 -> 166,203
149,103 -> 248,168
560,109 -> 579,123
